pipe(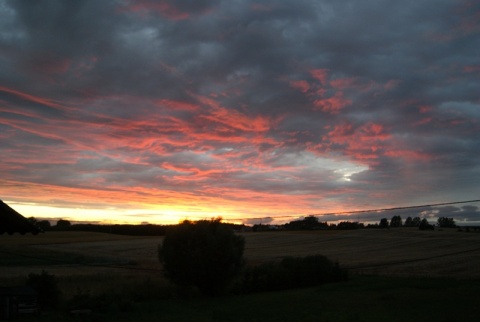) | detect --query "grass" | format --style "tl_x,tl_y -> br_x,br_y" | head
26,275 -> 480,322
